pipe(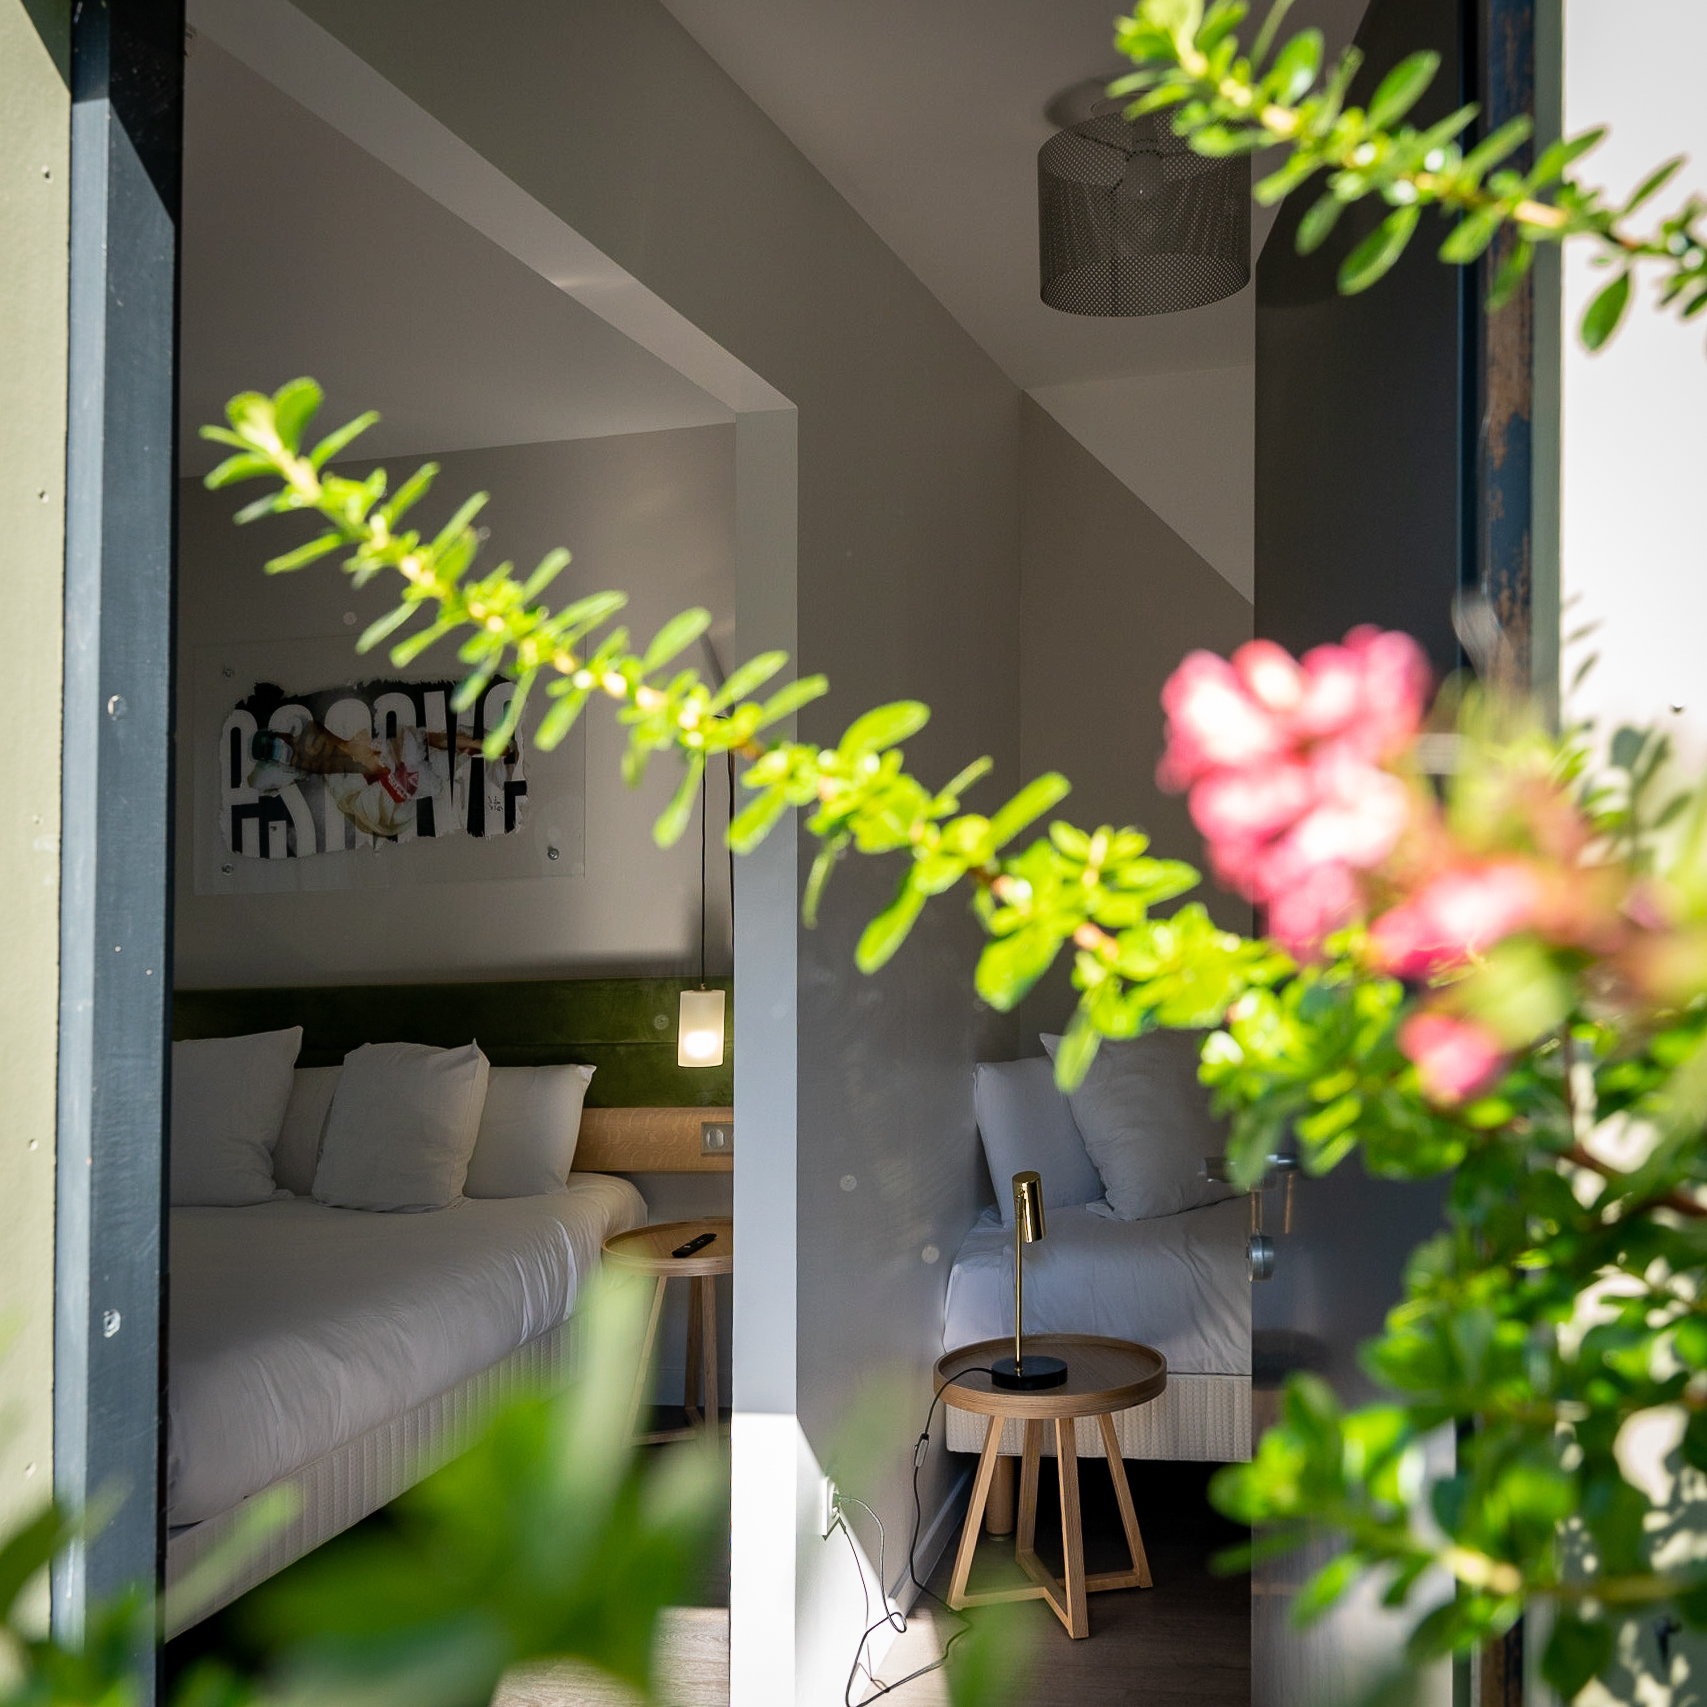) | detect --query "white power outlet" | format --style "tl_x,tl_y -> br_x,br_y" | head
819,1475 -> 840,1538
